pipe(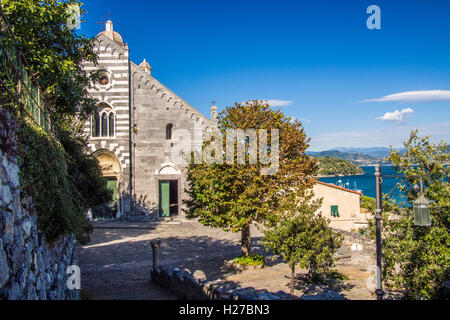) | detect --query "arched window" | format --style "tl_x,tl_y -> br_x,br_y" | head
166,123 -> 173,140
101,112 -> 108,137
92,112 -> 100,137
109,113 -> 115,137
91,103 -> 115,138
